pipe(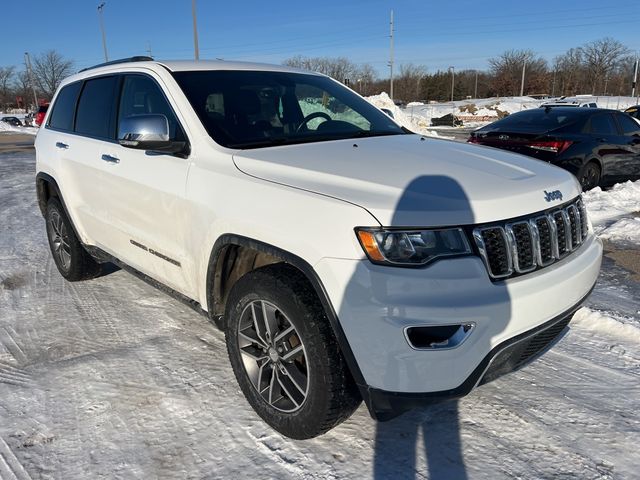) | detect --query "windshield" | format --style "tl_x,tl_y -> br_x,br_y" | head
172,70 -> 406,149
